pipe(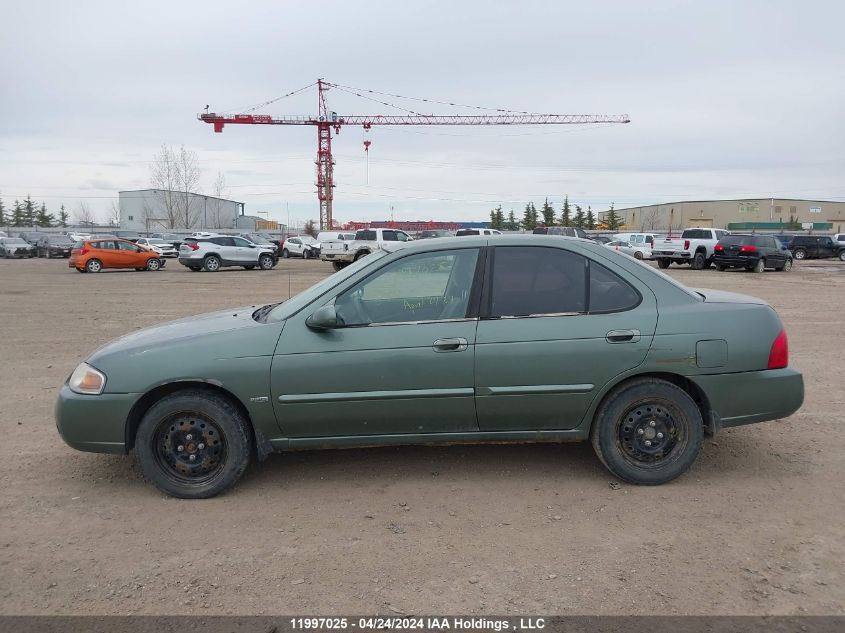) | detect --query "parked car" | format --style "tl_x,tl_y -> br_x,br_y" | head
613,232 -> 663,248
605,239 -> 652,260
532,226 -> 588,238
136,237 -> 179,258
713,234 -> 793,272
771,234 -> 797,249
653,228 -> 730,269
418,230 -> 455,239
787,235 -> 845,261
590,235 -> 613,245
69,238 -> 164,273
833,233 -> 845,246
320,228 -> 413,270
457,228 -> 502,236
178,235 -> 277,272
316,231 -> 356,244
55,235 -> 803,498
252,232 -> 284,250
0,237 -> 36,258
149,233 -> 184,250
17,232 -> 42,245
280,235 -> 320,259
64,231 -> 91,243
36,234 -> 75,258
240,233 -> 279,254
113,230 -> 142,243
